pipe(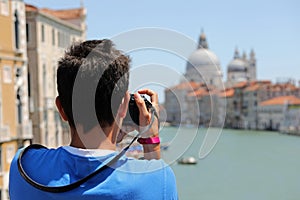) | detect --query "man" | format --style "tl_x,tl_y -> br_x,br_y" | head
9,39 -> 178,199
